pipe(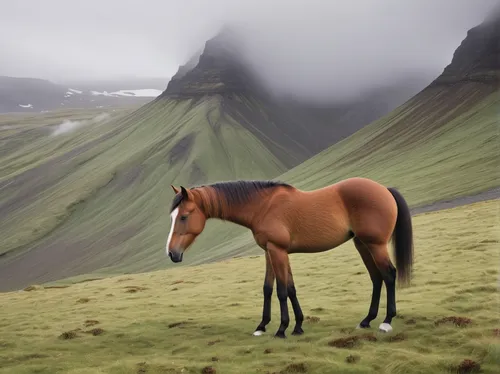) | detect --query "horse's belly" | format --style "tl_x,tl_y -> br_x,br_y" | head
288,228 -> 350,254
